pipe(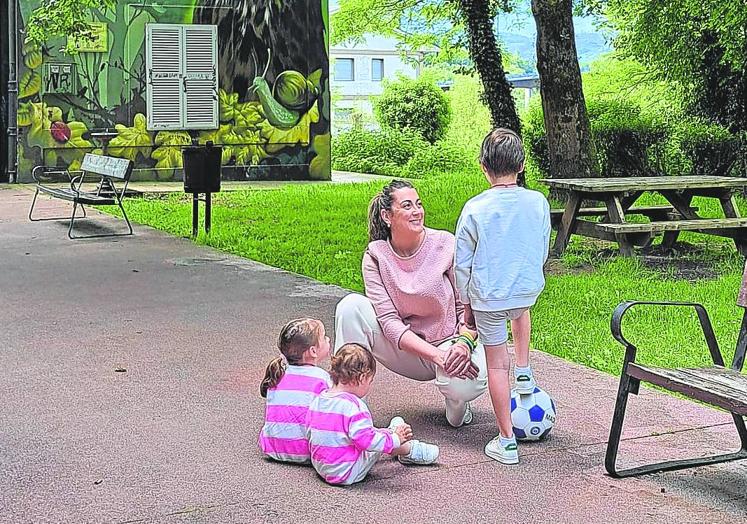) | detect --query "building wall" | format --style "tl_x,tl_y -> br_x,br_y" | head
330,37 -> 421,132
14,1 -> 331,182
